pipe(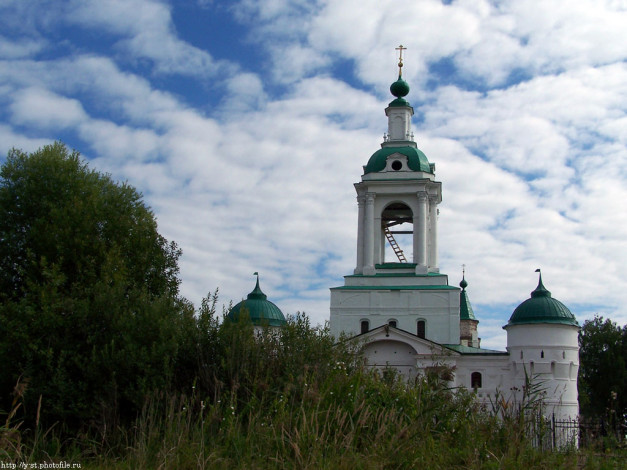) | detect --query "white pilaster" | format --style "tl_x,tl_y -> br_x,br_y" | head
414,191 -> 428,272
355,194 -> 365,274
363,193 -> 376,275
429,196 -> 439,272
